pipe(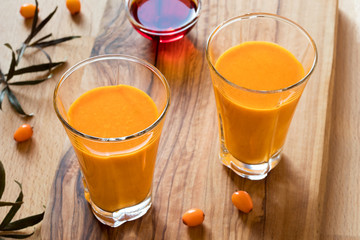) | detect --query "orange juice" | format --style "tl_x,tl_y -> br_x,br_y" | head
214,41 -> 305,164
67,85 -> 160,212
